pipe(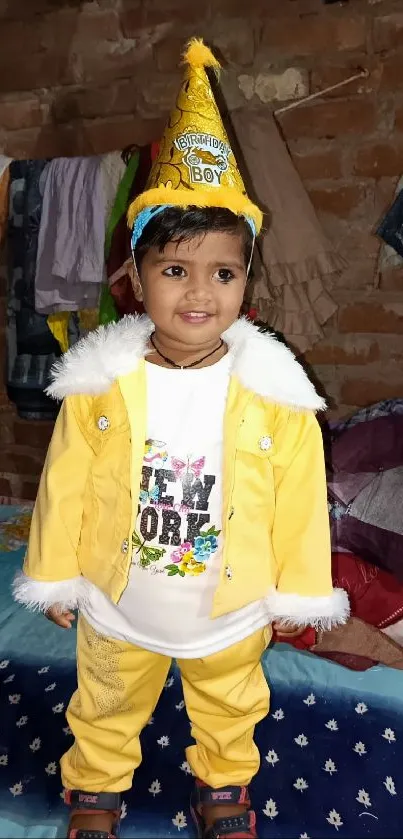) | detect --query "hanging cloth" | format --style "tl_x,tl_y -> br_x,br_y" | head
231,110 -> 344,353
7,160 -> 60,420
99,150 -> 140,325
376,176 -> 403,262
0,165 -> 10,245
108,145 -> 154,318
35,156 -> 106,314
